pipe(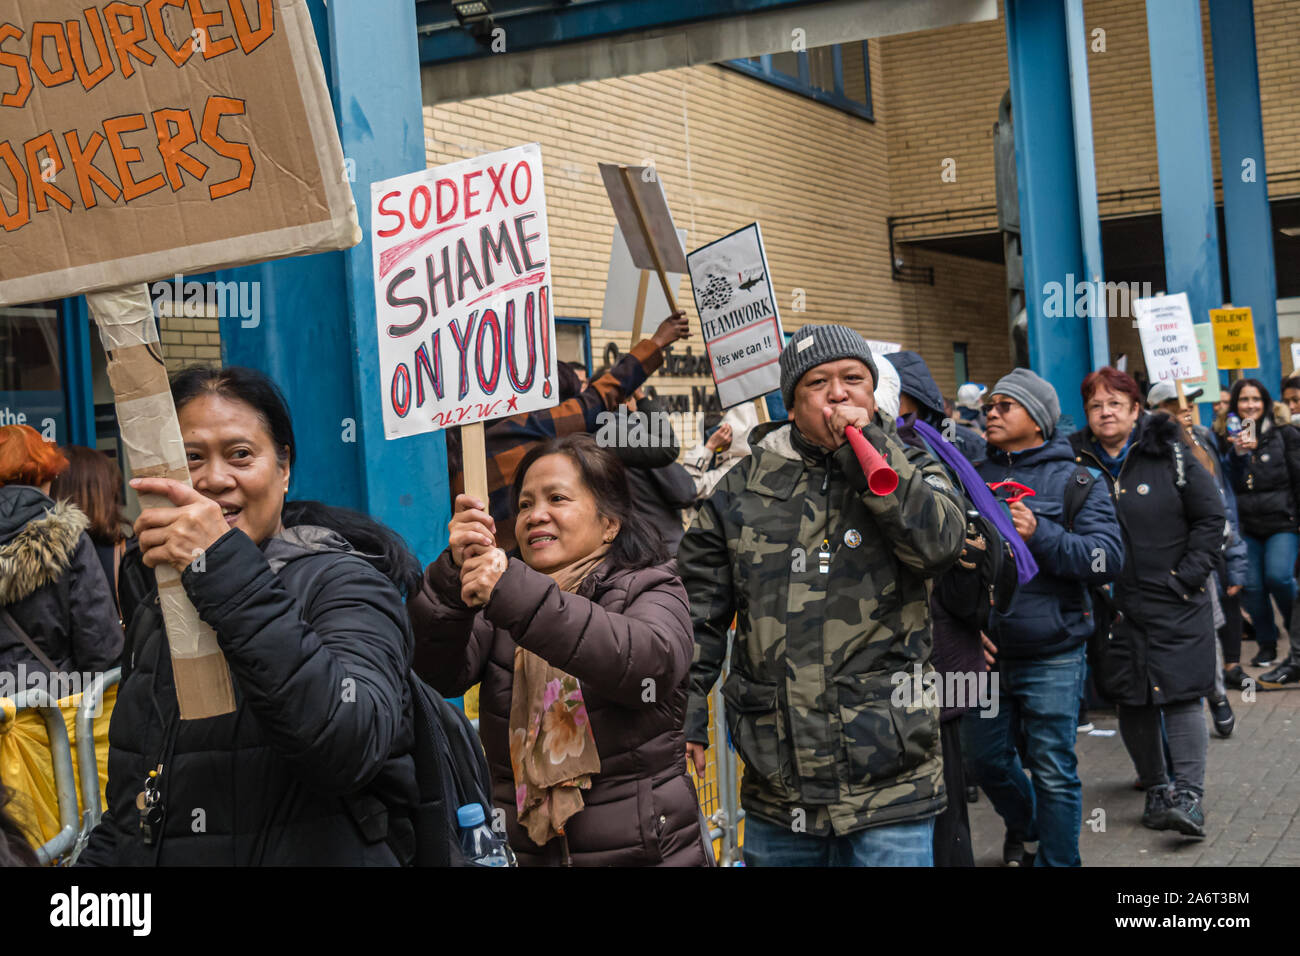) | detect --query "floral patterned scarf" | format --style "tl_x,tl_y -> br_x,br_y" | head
508,544 -> 609,849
